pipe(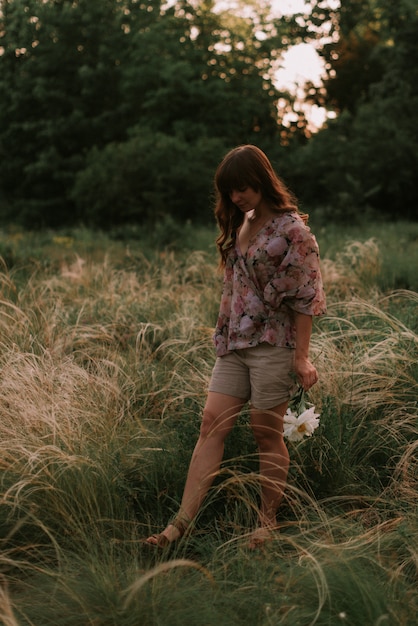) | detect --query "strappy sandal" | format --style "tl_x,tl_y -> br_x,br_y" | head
145,515 -> 191,549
